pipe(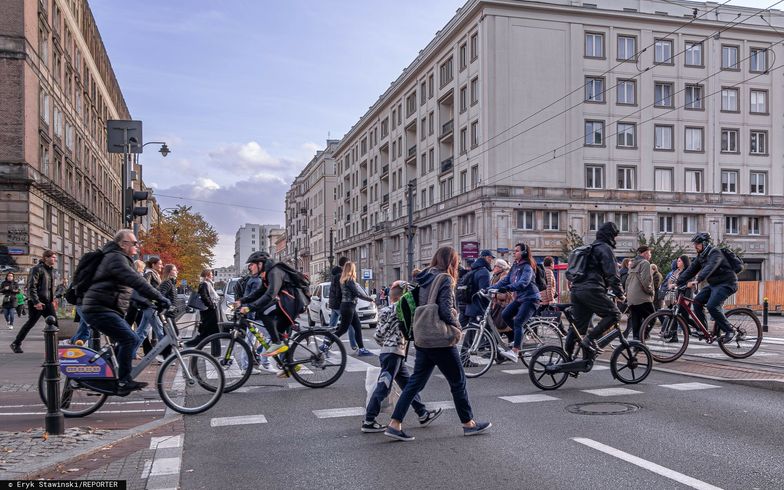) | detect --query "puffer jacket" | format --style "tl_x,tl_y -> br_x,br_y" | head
625,255 -> 654,306
415,267 -> 460,329
678,245 -> 738,289
81,241 -> 165,315
494,261 -> 541,303
340,279 -> 372,304
571,222 -> 624,297
26,260 -> 54,304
